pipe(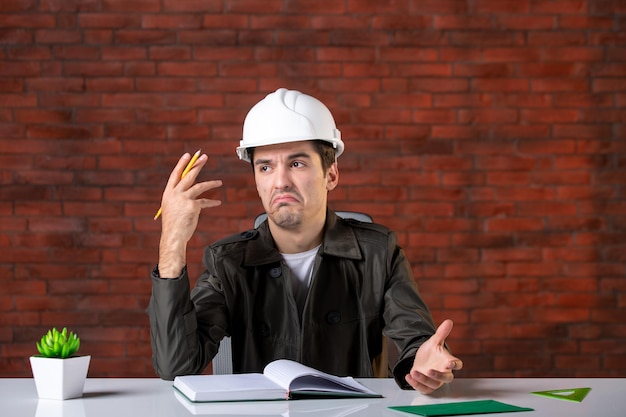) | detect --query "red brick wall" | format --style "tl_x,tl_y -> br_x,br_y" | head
1,0 -> 625,377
